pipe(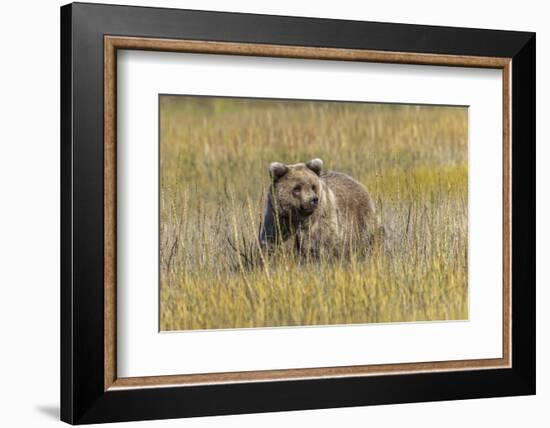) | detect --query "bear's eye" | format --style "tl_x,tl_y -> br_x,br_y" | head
312,185 -> 317,192
292,185 -> 301,193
